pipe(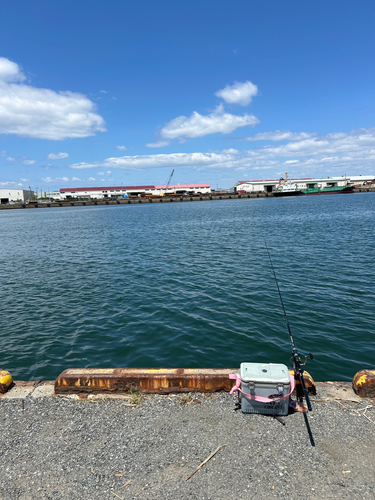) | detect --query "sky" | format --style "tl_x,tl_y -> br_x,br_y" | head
0,0 -> 374,193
